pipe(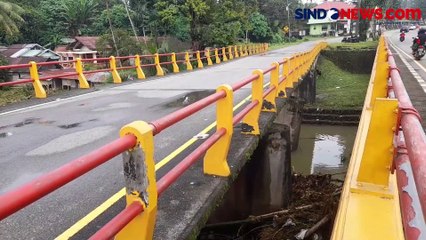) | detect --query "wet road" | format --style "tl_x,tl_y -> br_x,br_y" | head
385,29 -> 426,131
0,39 -> 339,239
